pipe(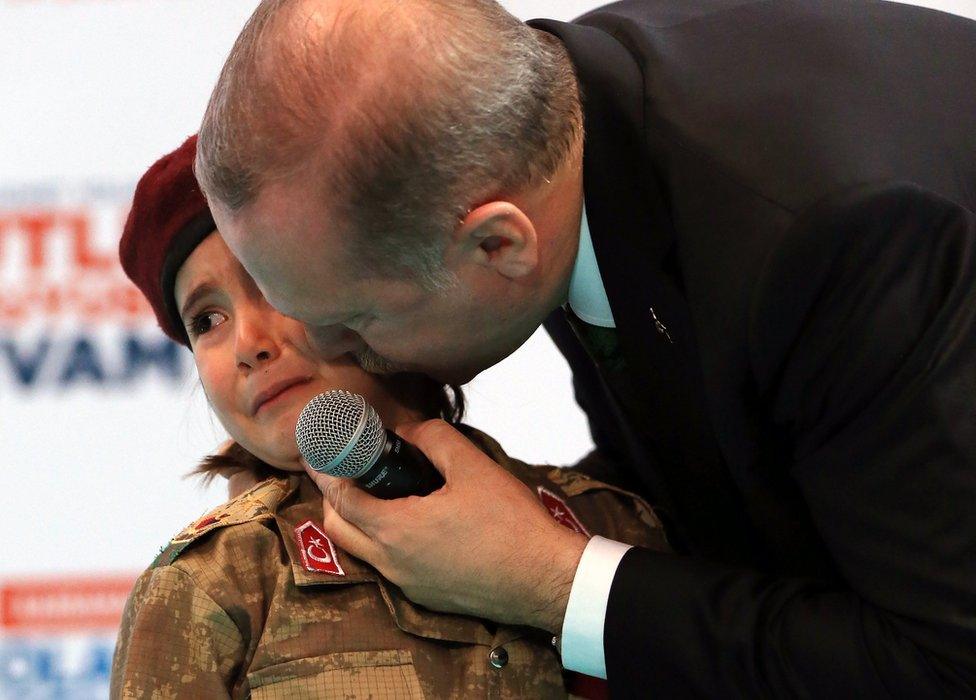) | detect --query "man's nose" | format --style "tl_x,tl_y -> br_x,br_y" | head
303,323 -> 365,360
